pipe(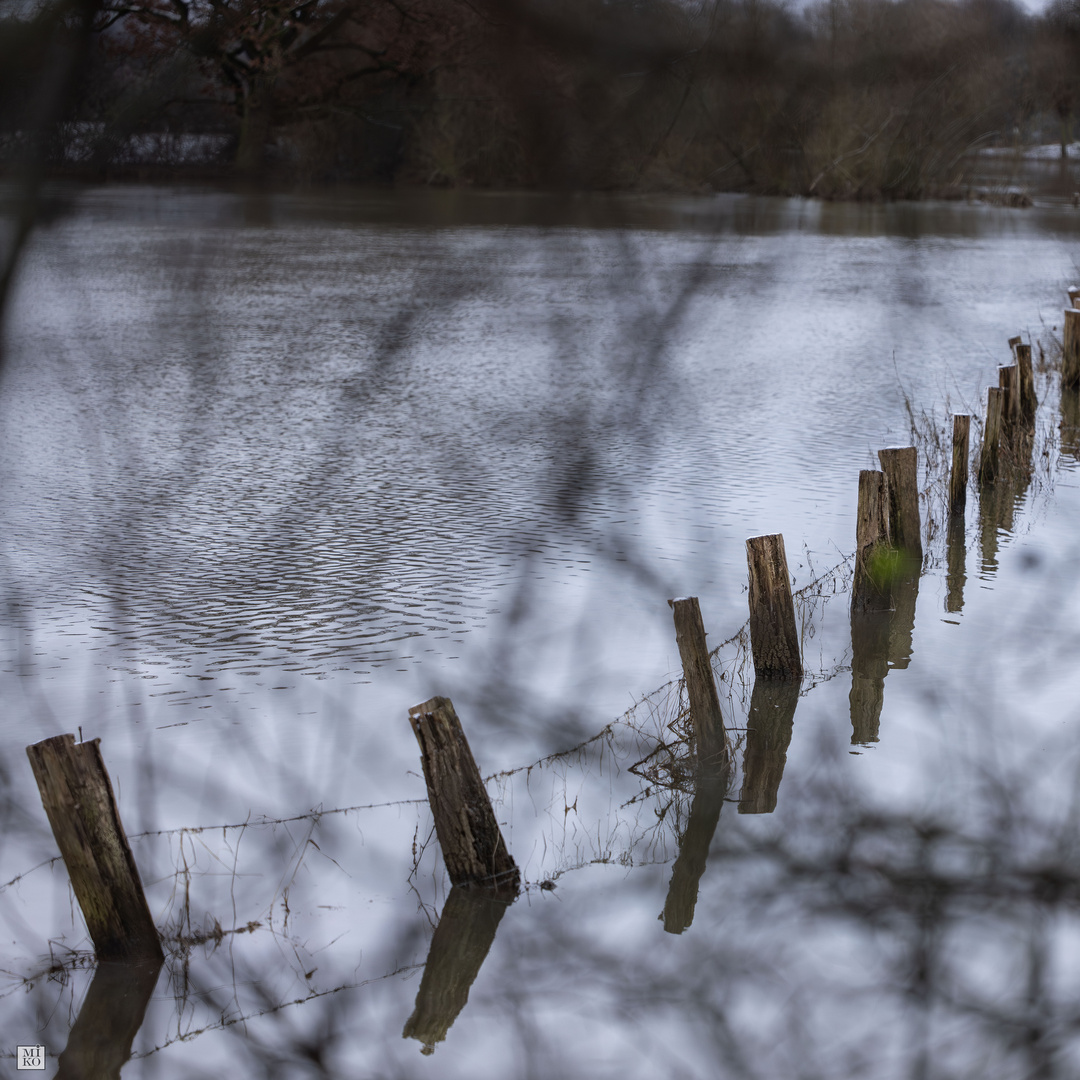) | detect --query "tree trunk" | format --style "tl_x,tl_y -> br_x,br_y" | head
236,78 -> 274,176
